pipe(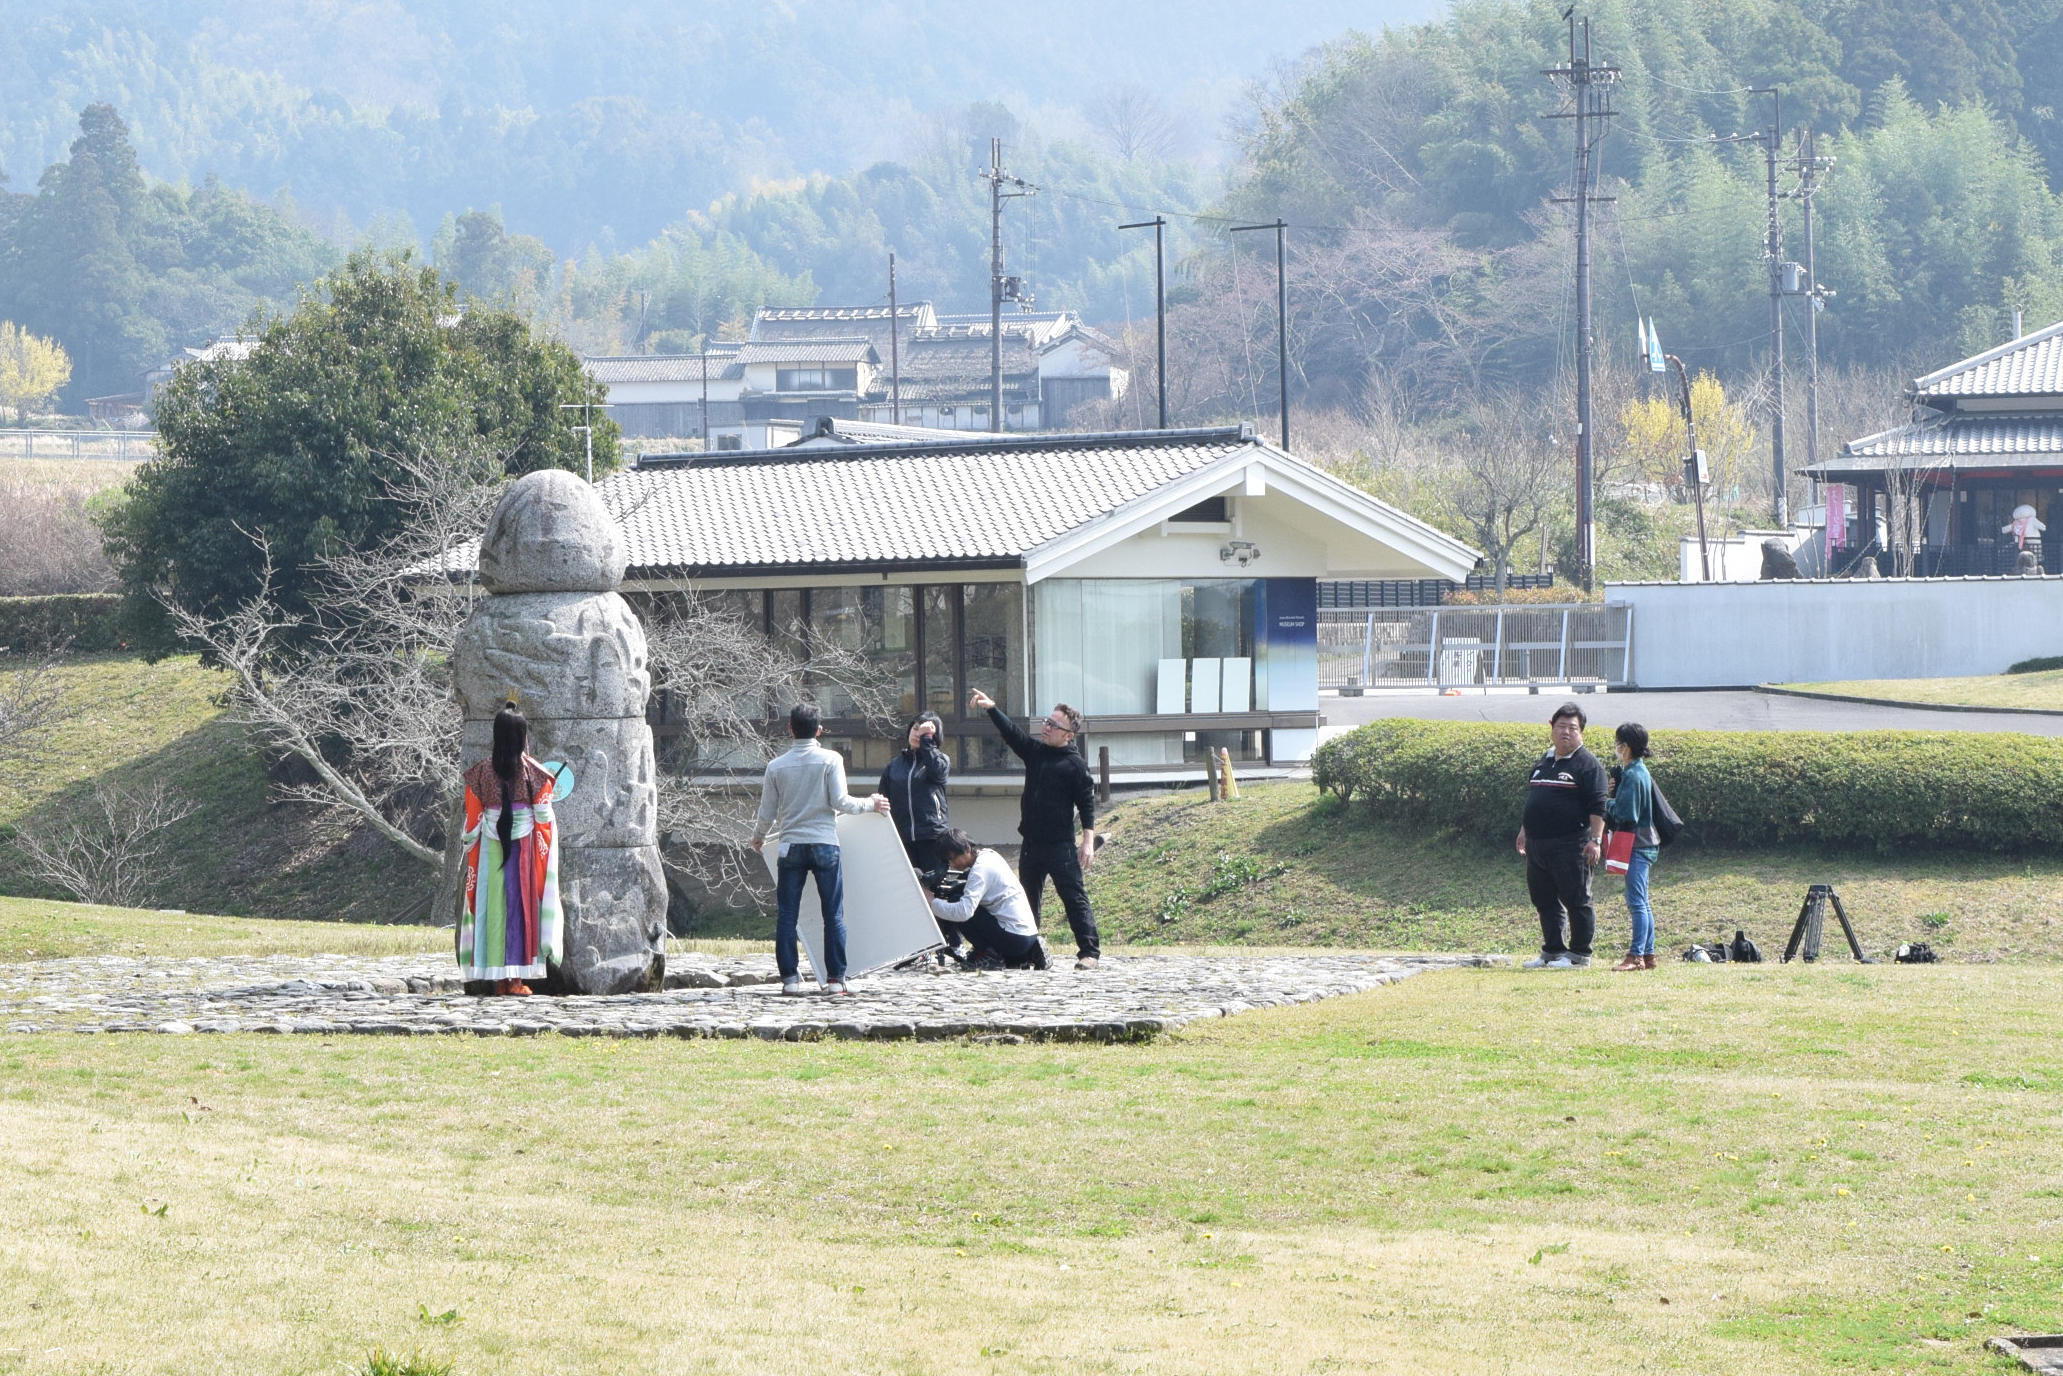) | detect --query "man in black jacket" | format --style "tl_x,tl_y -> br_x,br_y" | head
970,688 -> 1101,969
1515,701 -> 1609,969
